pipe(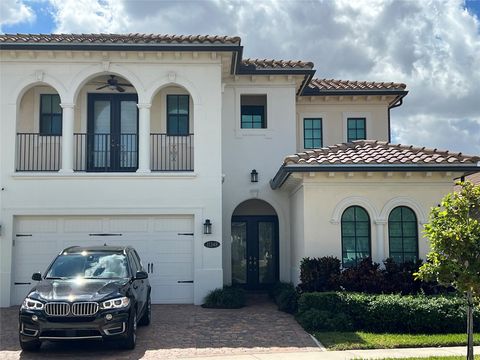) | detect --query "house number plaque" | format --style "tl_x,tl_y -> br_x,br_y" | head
204,241 -> 220,248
